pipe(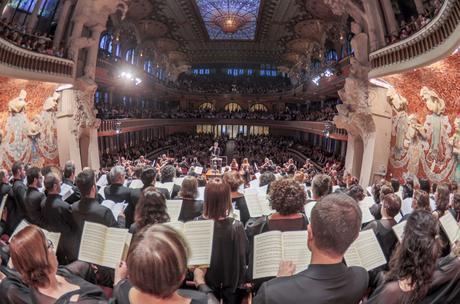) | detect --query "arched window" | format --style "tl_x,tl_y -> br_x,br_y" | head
326,49 -> 338,62
250,103 -> 268,112
199,102 -> 214,111
125,49 -> 136,65
224,103 -> 242,112
99,34 -> 113,54
144,60 -> 154,74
